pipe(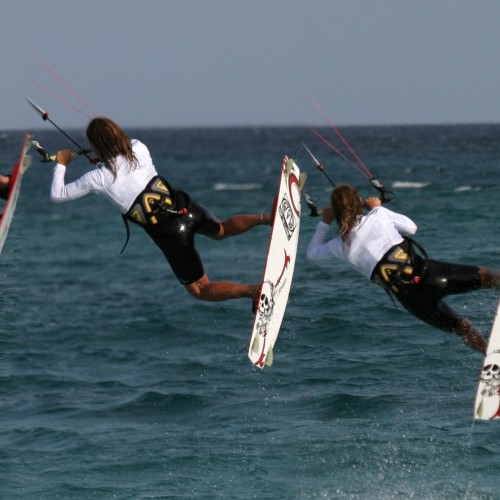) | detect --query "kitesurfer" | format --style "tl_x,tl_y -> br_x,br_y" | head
306,183 -> 500,355
51,116 -> 272,304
